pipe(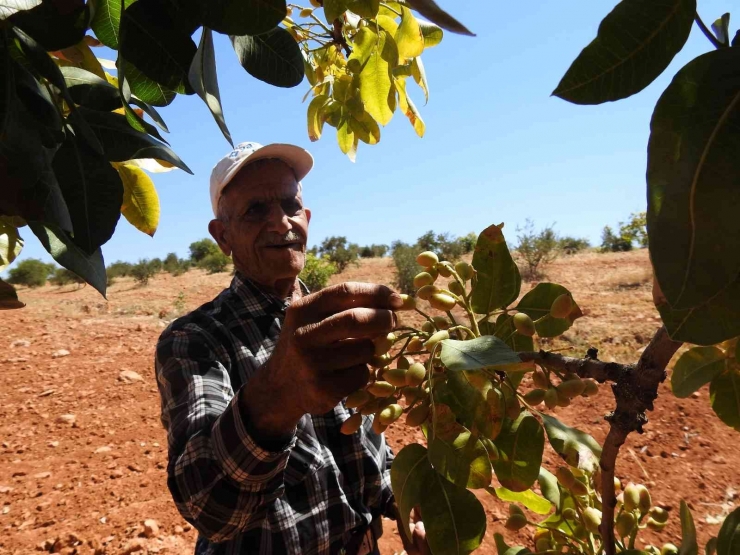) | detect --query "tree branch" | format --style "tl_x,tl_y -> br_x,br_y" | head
520,327 -> 682,554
